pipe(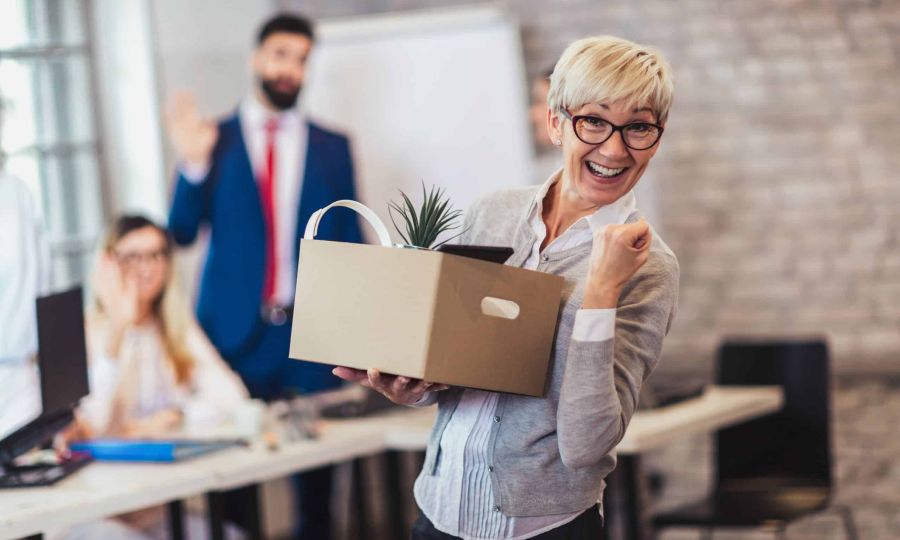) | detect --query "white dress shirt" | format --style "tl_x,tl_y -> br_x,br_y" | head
415,170 -> 636,539
0,172 -> 50,440
181,94 -> 308,306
